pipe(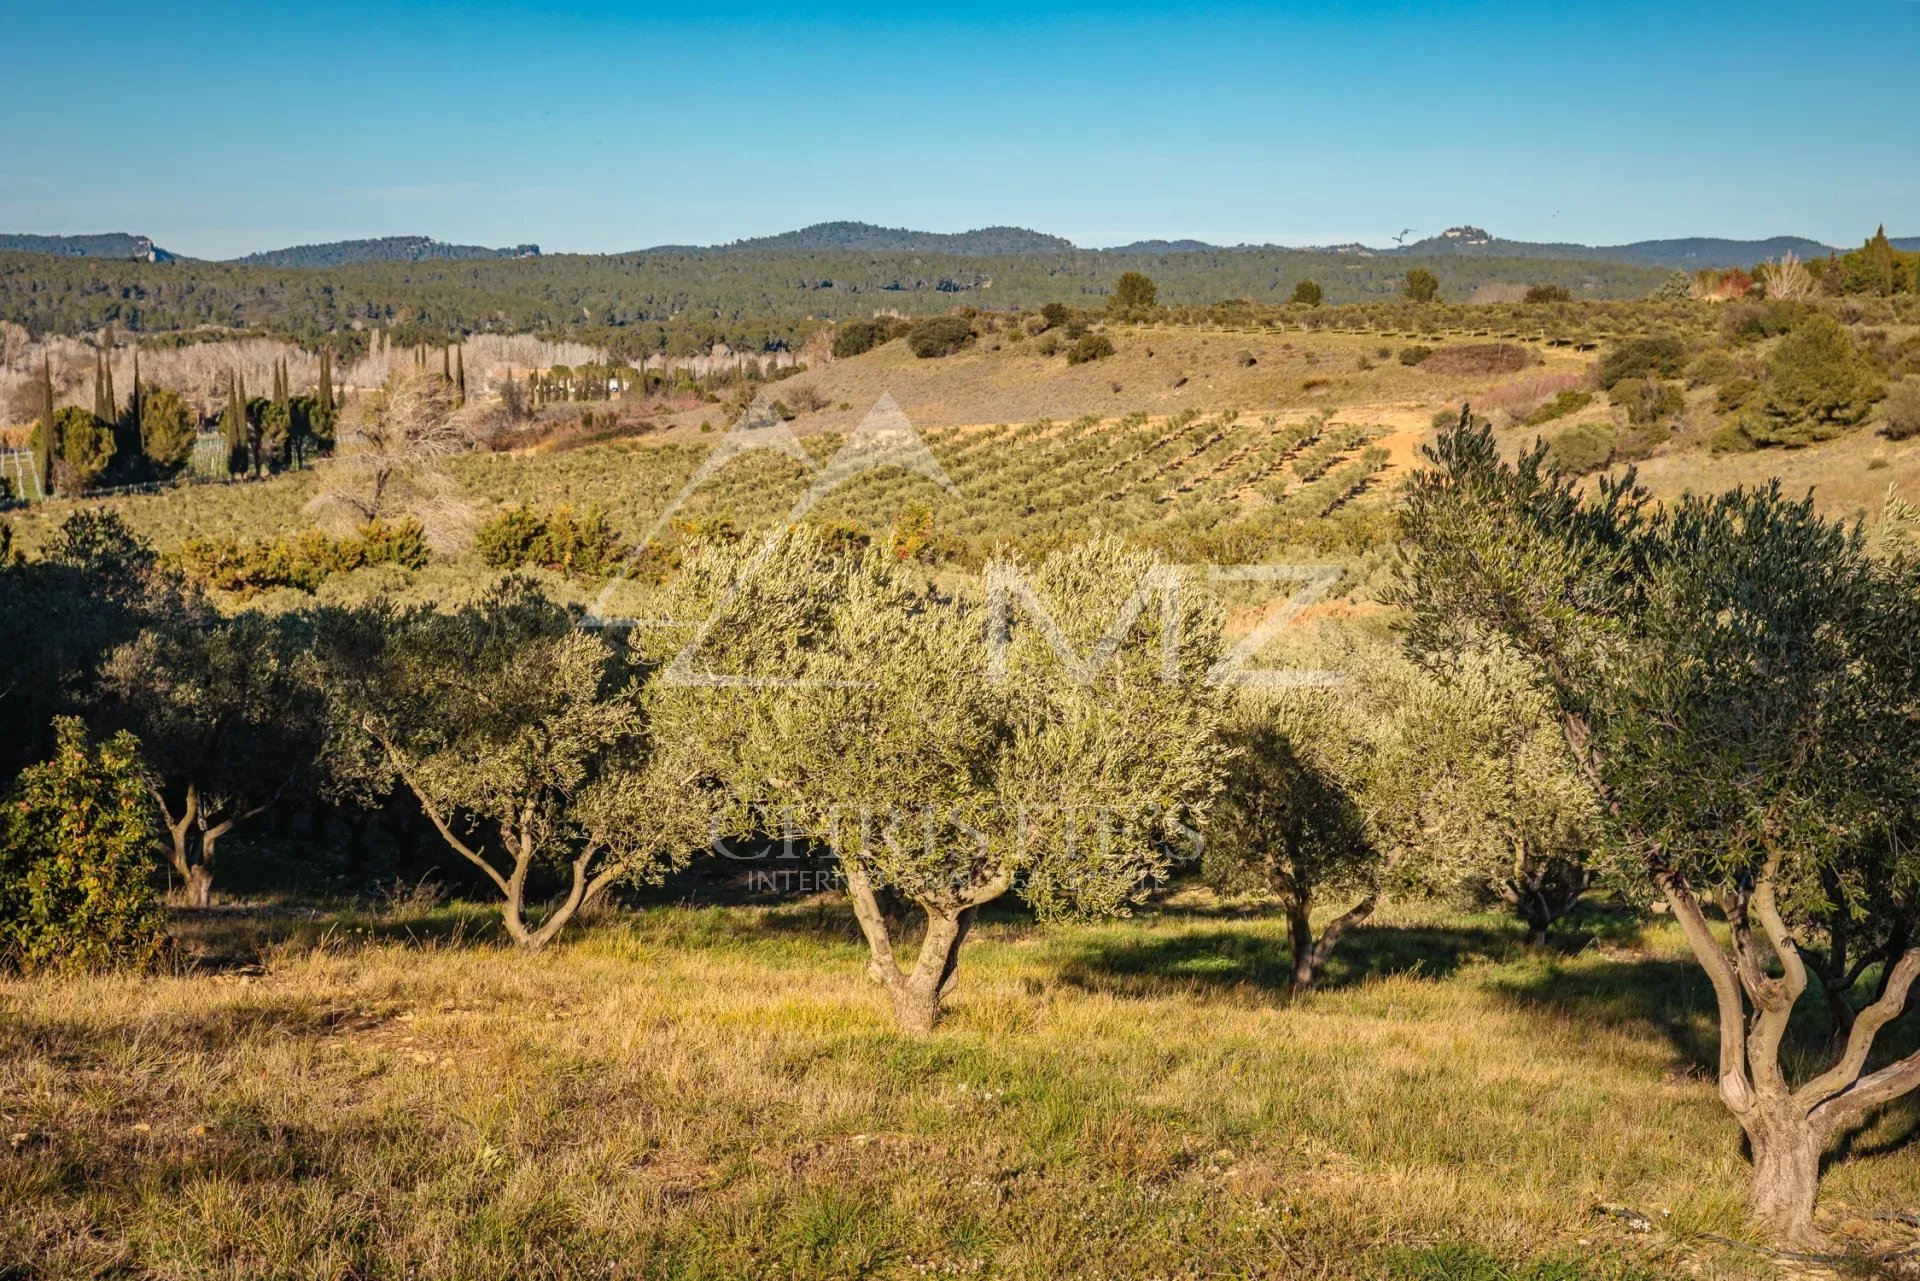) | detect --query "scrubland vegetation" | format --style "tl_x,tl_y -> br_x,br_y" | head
4,258 -> 1920,1277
